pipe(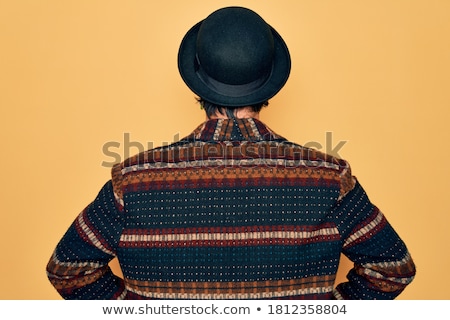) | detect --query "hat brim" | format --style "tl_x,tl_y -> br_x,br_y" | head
178,20 -> 291,107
